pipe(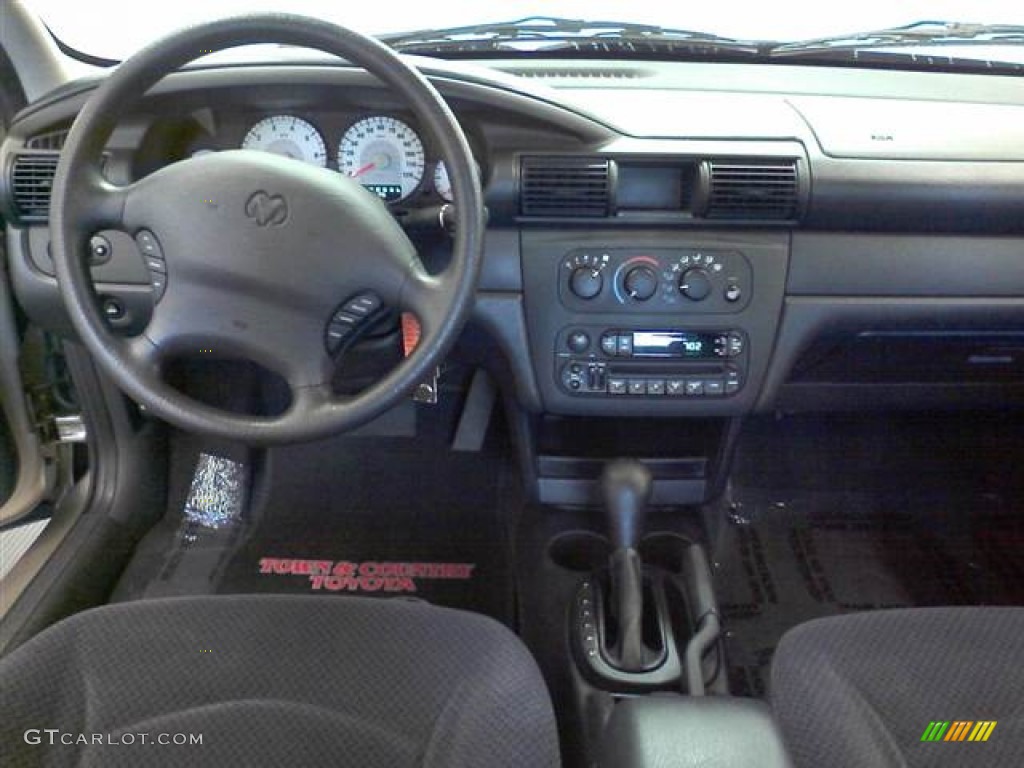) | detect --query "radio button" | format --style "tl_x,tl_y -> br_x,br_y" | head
608,378 -> 628,395
647,380 -> 666,396
568,330 -> 591,353
616,335 -> 634,357
725,380 -> 741,395
601,333 -> 618,357
727,332 -> 745,357
628,380 -> 647,395
704,379 -> 725,396
685,380 -> 705,396
667,379 -> 686,396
